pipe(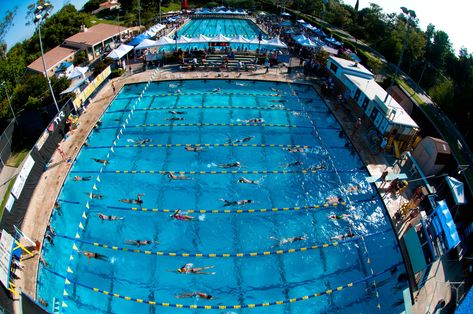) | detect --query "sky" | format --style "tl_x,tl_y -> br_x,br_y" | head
355,0 -> 473,54
1,0 -> 473,54
1,0 -> 89,50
